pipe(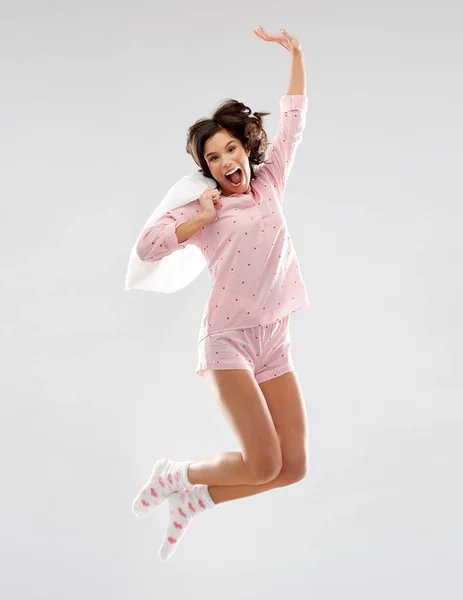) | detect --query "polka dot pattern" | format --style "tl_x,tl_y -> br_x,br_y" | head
197,315 -> 294,383
135,95 -> 310,346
